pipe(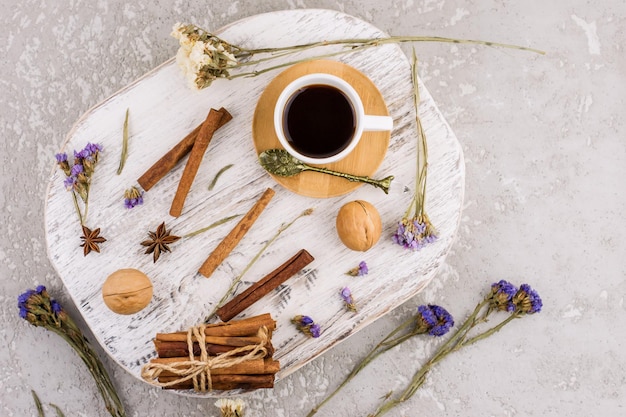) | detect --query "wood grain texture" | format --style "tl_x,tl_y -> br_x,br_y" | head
252,60 -> 391,198
43,9 -> 465,397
